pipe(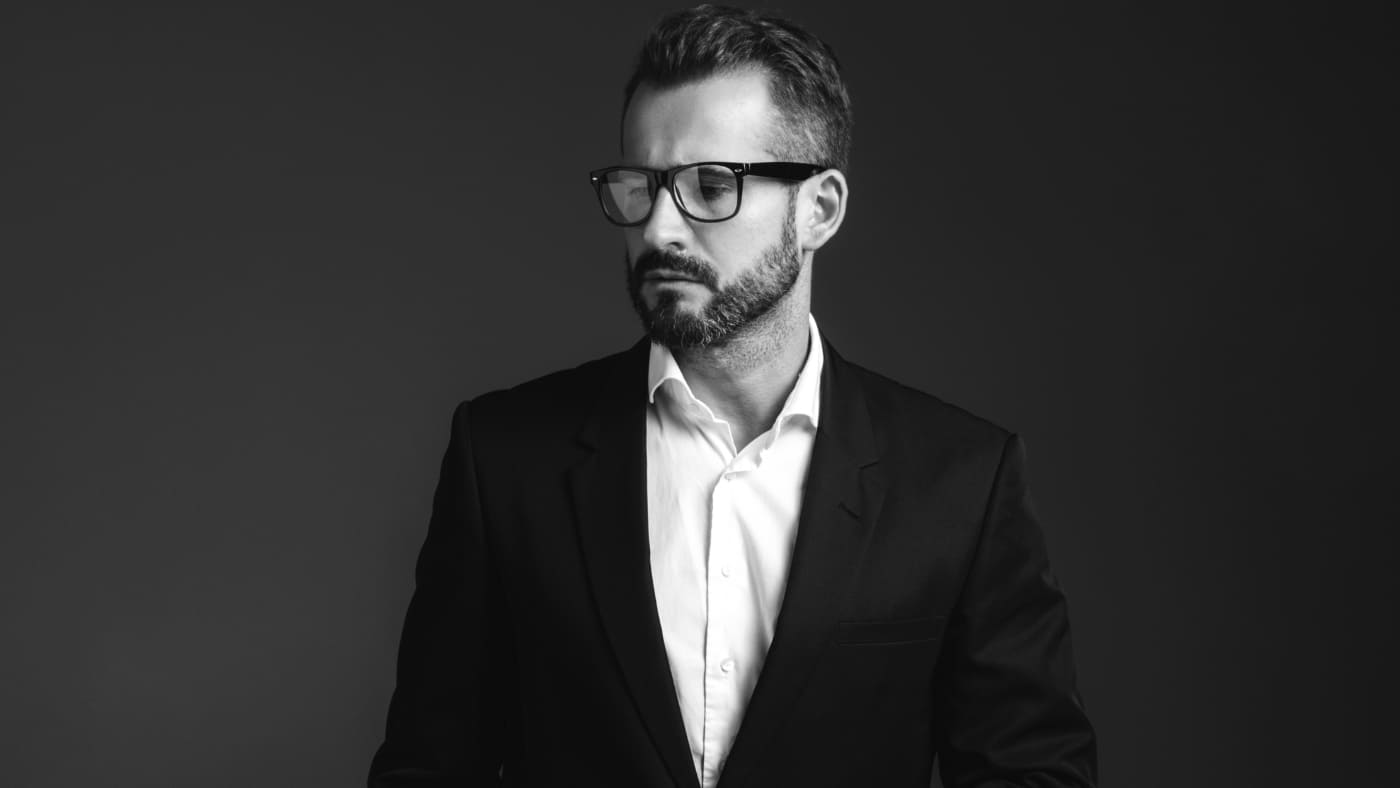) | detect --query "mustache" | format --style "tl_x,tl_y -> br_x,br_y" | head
632,248 -> 719,289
